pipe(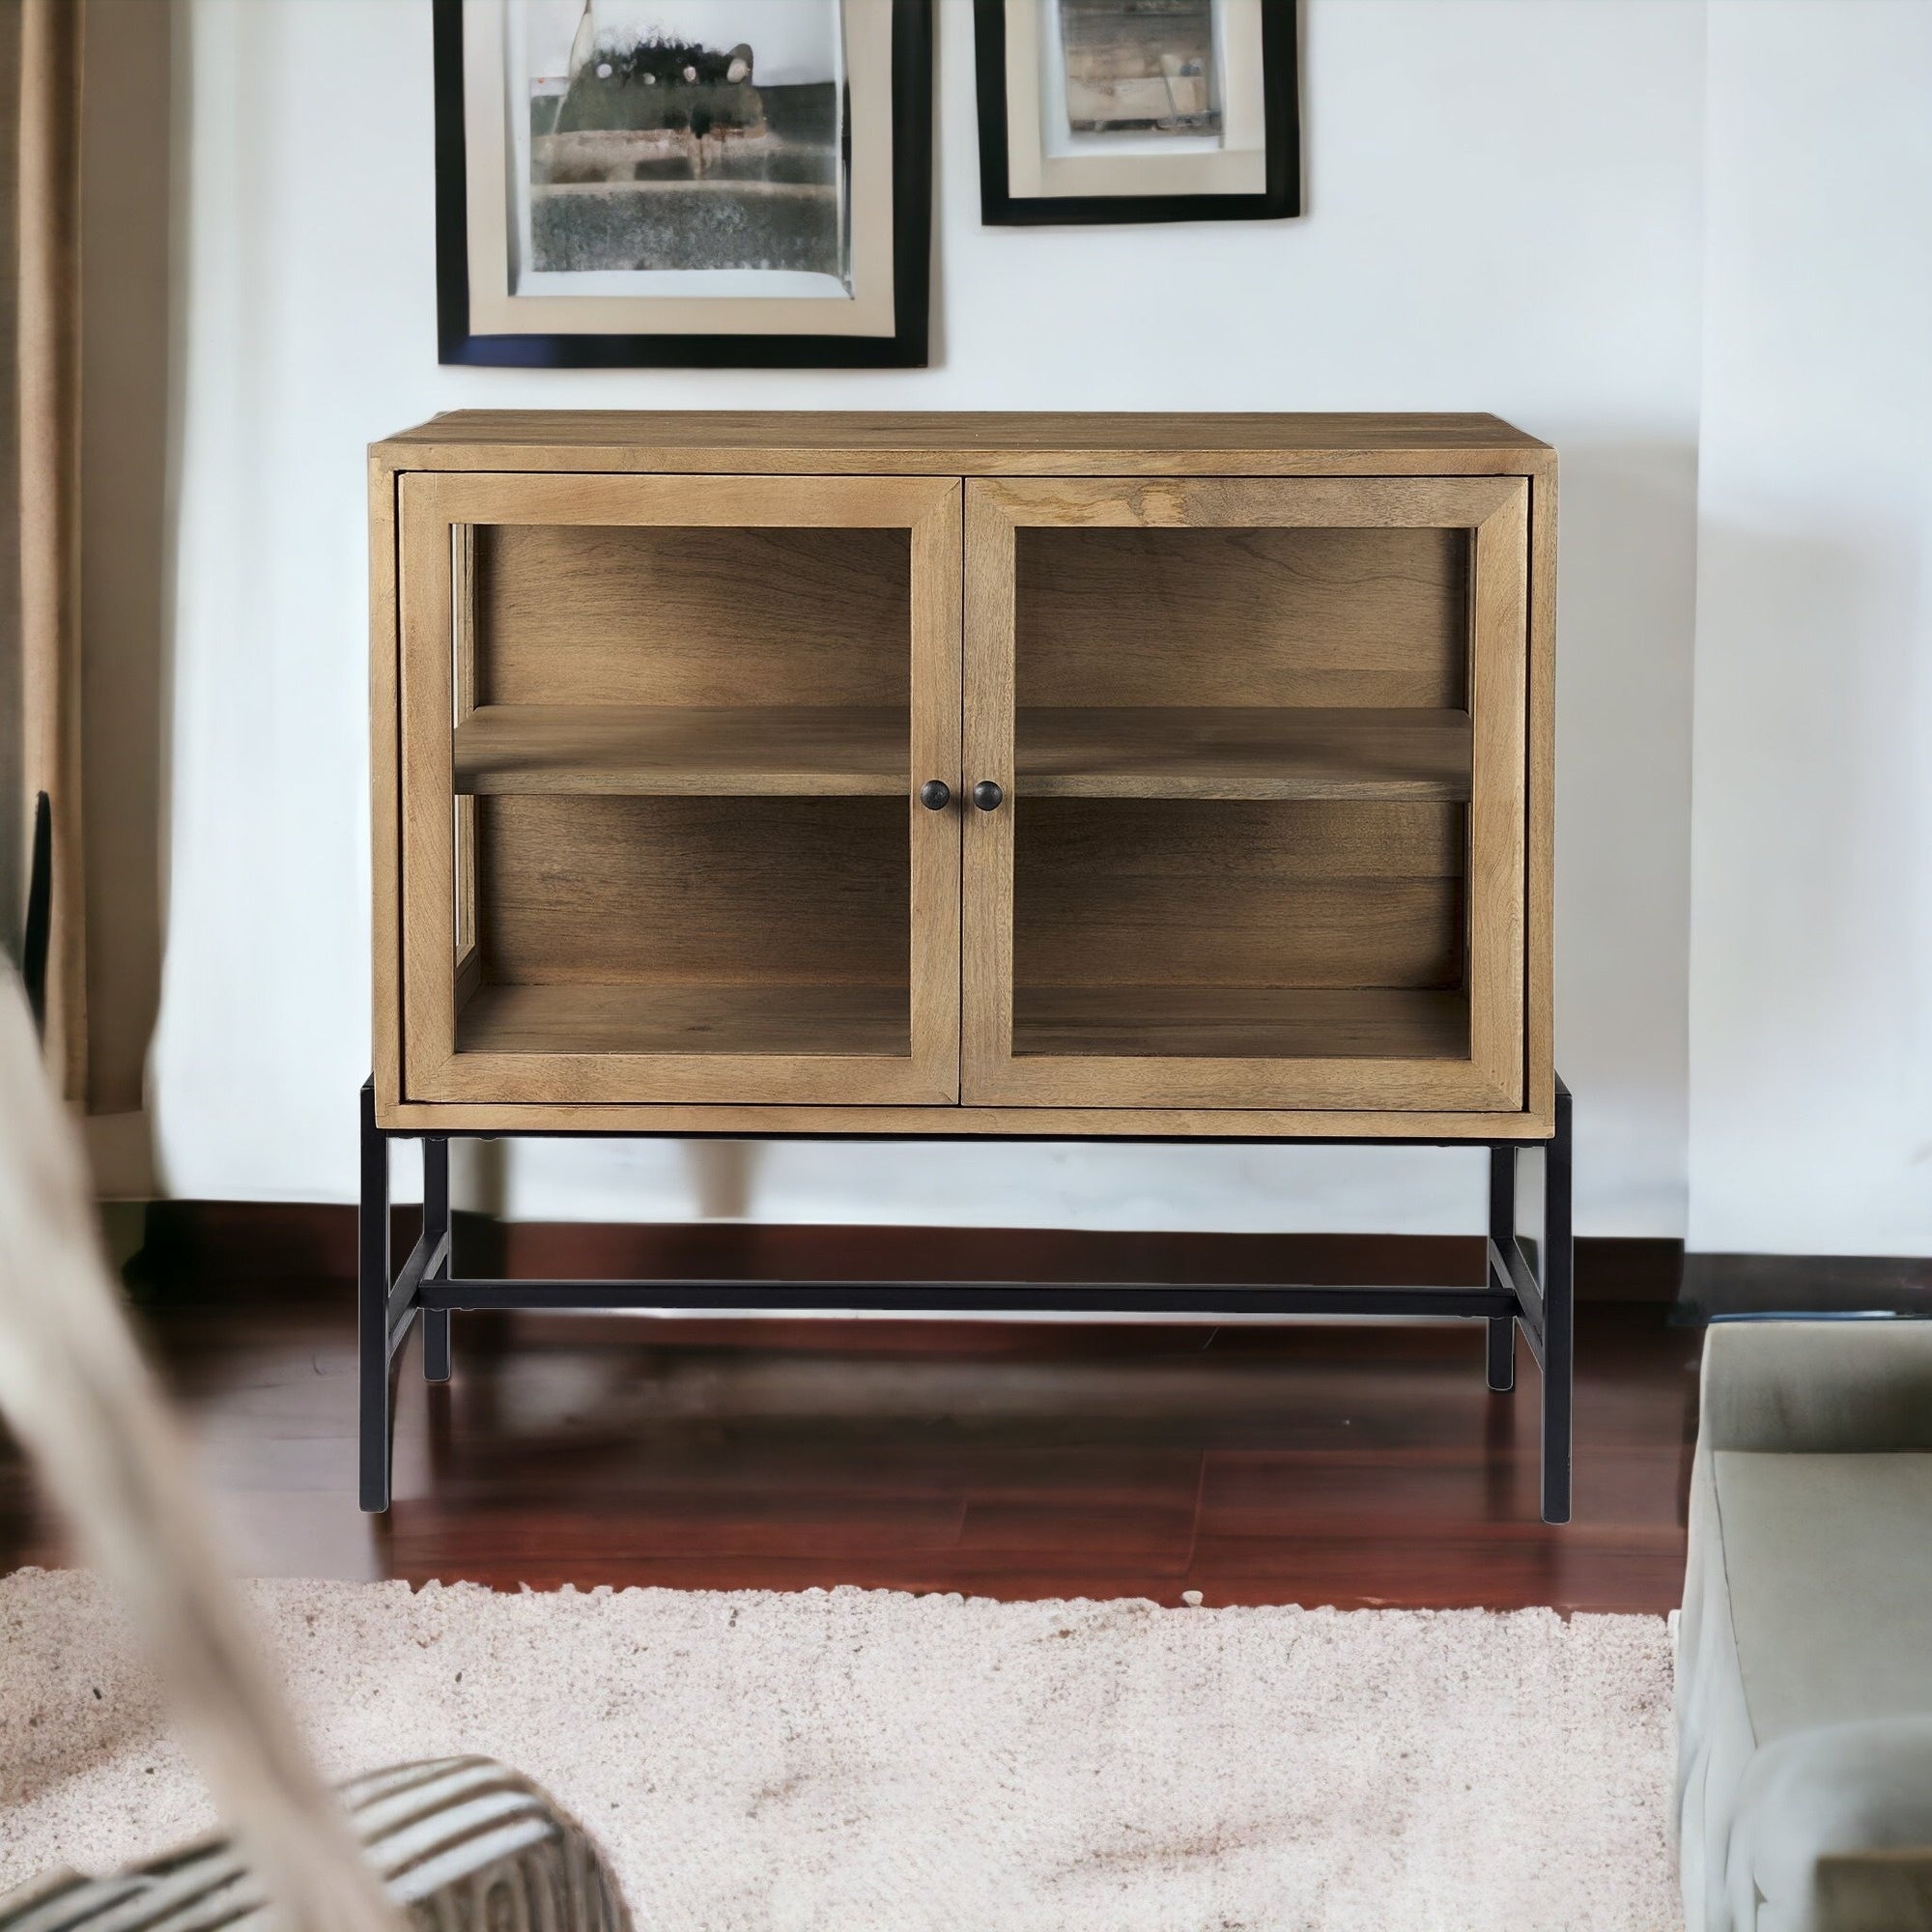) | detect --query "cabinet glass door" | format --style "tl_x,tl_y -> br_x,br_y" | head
961,476 -> 1529,1113
396,472 -> 960,1107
